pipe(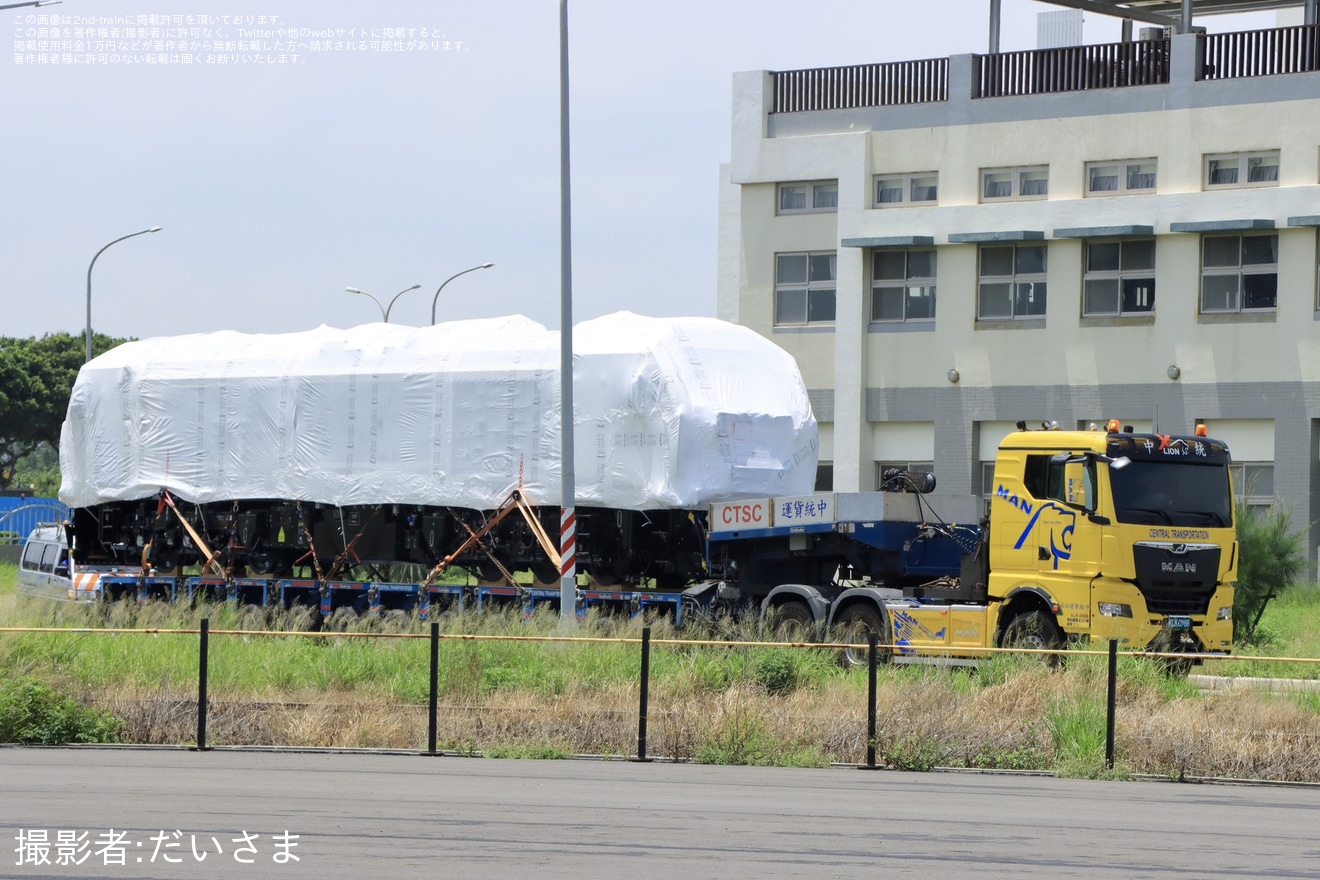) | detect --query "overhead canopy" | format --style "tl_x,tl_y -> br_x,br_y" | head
988,0 -> 1314,50
1037,0 -> 1310,27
